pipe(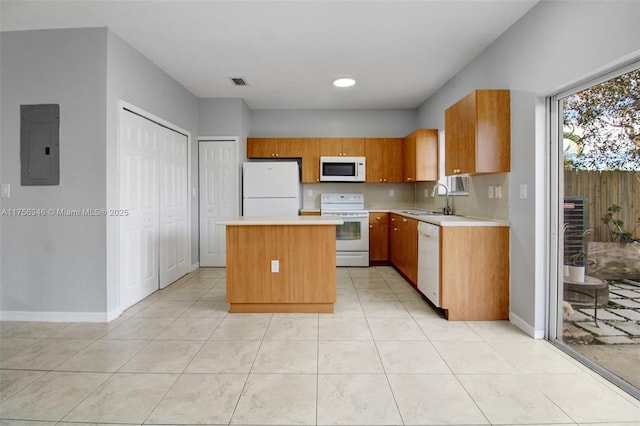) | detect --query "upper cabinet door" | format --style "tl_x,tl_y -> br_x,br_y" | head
445,90 -> 510,176
341,138 -> 365,156
247,138 -> 278,158
319,138 -> 344,156
365,138 -> 403,183
403,129 -> 438,182
319,138 -> 365,157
